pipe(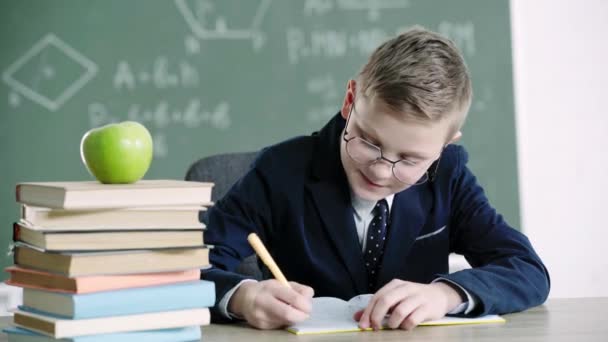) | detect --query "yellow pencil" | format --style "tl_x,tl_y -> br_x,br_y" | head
247,233 -> 292,288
